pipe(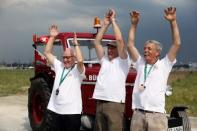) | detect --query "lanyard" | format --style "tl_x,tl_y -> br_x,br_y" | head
59,65 -> 74,86
143,63 -> 153,84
